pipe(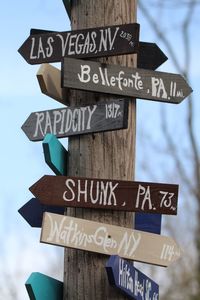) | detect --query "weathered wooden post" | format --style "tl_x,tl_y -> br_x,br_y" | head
63,0 -> 137,299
